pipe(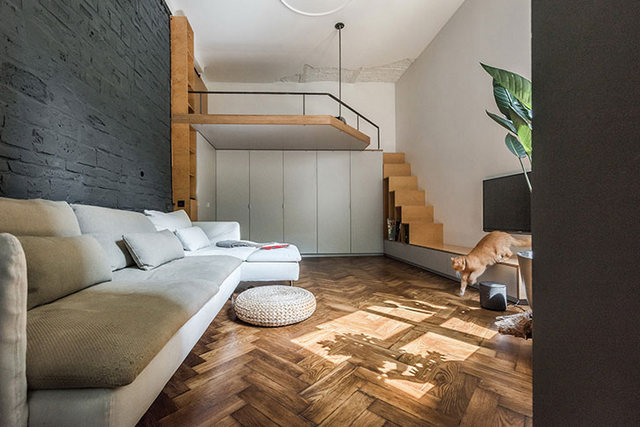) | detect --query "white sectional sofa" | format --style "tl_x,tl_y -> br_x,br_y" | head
0,197 -> 301,427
